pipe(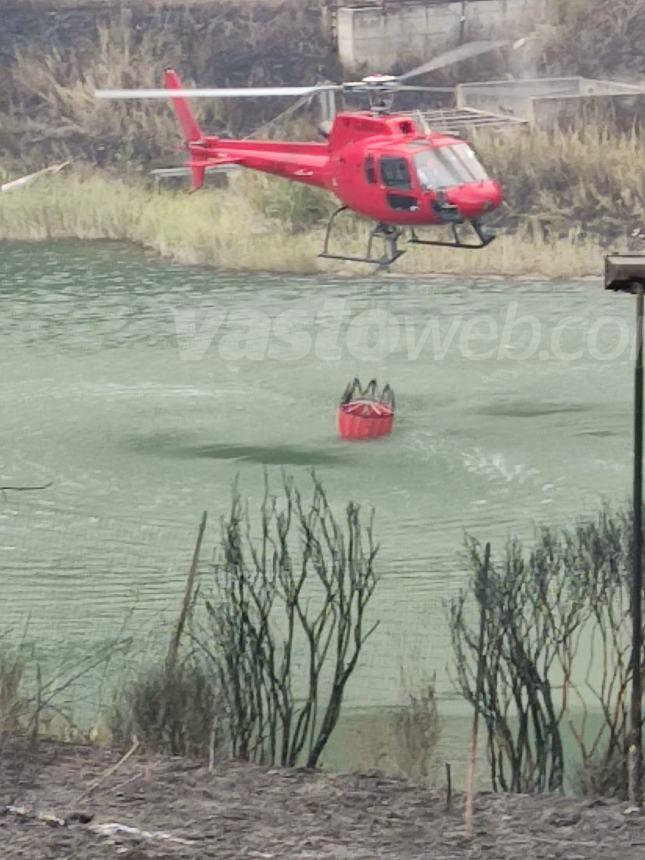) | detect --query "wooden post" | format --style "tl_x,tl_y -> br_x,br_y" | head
465,542 -> 490,839
604,258 -> 645,806
167,511 -> 208,673
630,283 -> 644,806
